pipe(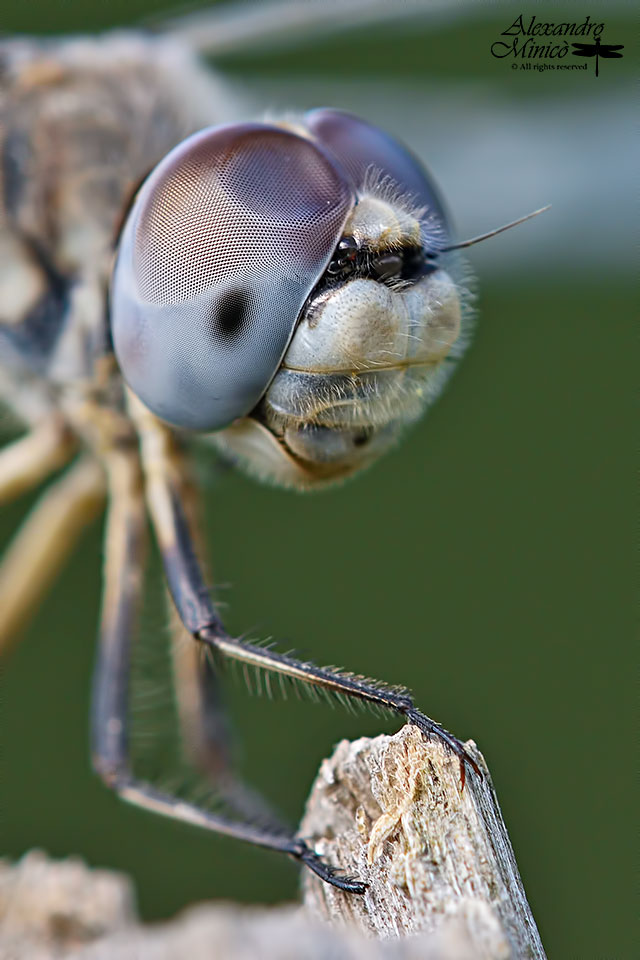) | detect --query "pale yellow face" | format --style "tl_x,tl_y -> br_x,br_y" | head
213,194 -> 466,490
